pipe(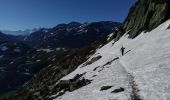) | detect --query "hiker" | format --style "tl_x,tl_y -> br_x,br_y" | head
120,46 -> 125,56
